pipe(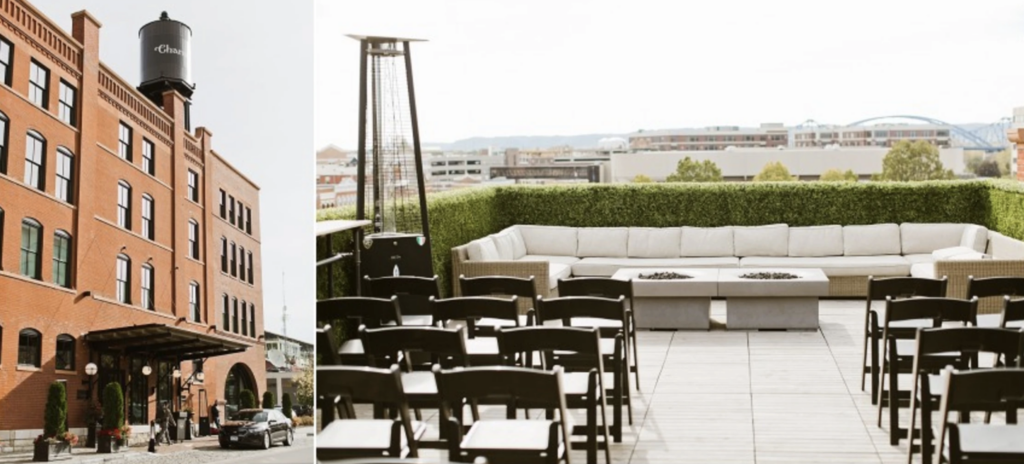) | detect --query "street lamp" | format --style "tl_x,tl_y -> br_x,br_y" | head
195,371 -> 205,382
84,362 -> 99,448
172,368 -> 181,379
142,365 -> 153,376
85,362 -> 98,376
